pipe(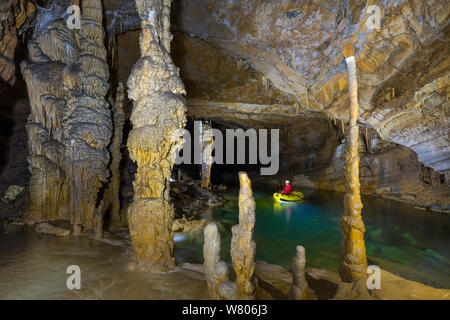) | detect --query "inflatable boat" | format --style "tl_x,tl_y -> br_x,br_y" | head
273,191 -> 304,202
